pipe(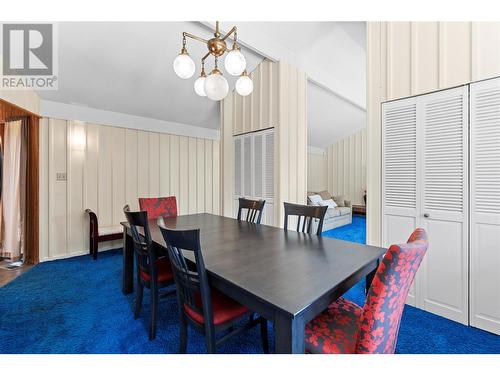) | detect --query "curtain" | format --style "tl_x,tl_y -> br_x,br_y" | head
0,119 -> 27,261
